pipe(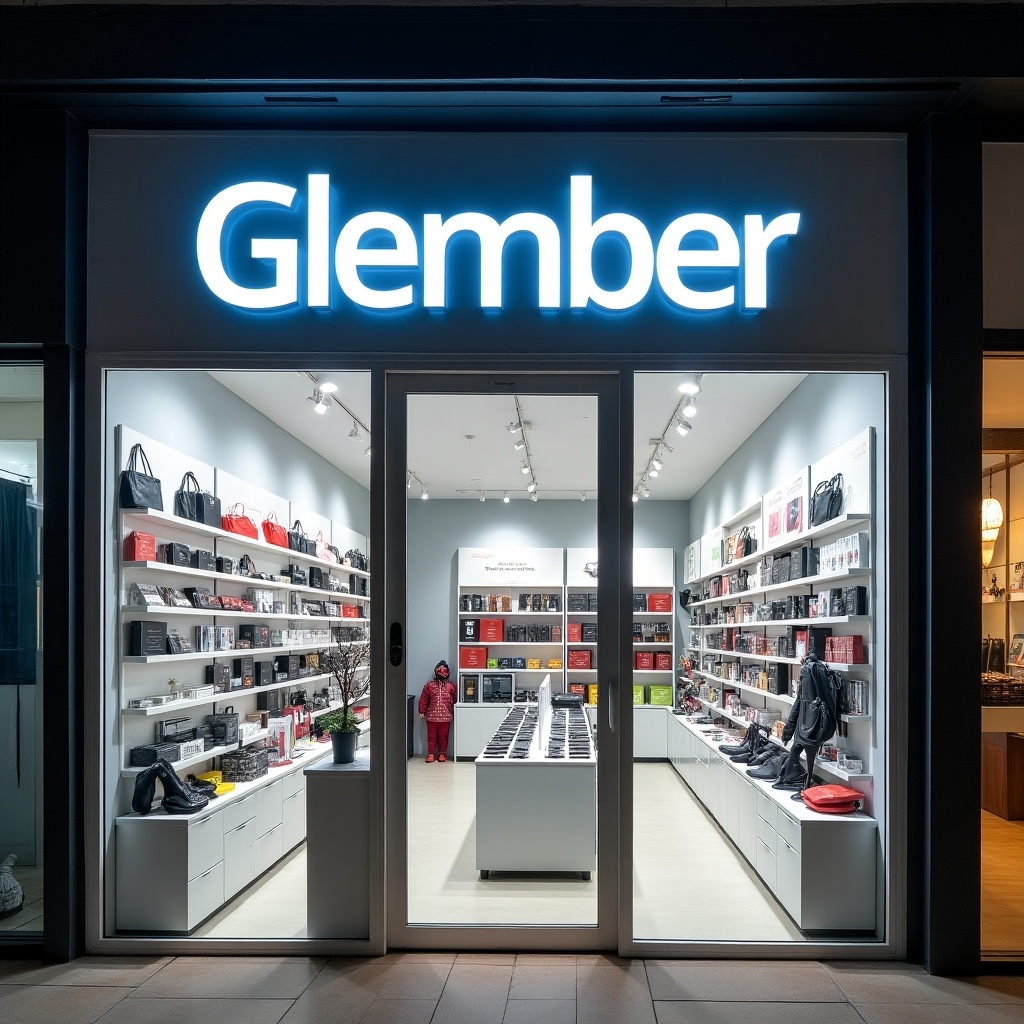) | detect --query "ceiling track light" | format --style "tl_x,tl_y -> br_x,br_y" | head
580,491 -> 587,502
530,492 -> 538,502
520,464 -> 531,475
407,472 -> 412,489
479,491 -> 486,502
678,373 -> 703,396
676,418 -> 692,437
651,456 -> 663,472
420,486 -> 429,500
507,421 -> 523,434
364,445 -> 371,457
649,467 -> 659,478
318,381 -> 338,395
503,491 -> 510,504
631,492 -> 640,503
309,387 -> 330,414
527,481 -> 537,493
513,439 -> 527,450
349,419 -> 361,439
